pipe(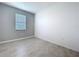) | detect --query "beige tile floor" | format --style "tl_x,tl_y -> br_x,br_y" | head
0,37 -> 79,57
